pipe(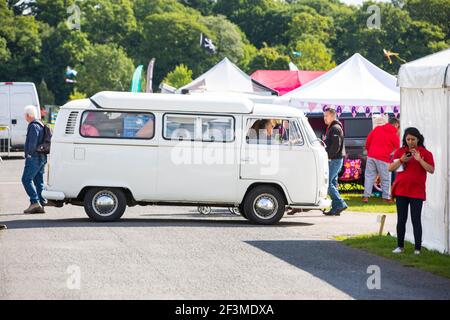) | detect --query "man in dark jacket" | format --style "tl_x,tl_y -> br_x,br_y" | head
21,105 -> 47,214
323,108 -> 348,216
